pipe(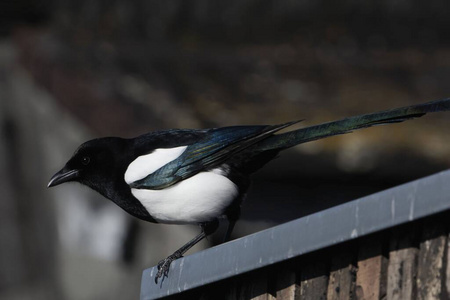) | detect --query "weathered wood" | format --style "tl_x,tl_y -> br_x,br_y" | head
299,260 -> 328,300
212,277 -> 239,300
276,266 -> 299,300
355,237 -> 388,300
193,277 -> 241,300
446,232 -> 450,298
225,280 -> 239,300
387,227 -> 418,300
327,249 -> 356,300
417,219 -> 447,300
238,270 -> 275,300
